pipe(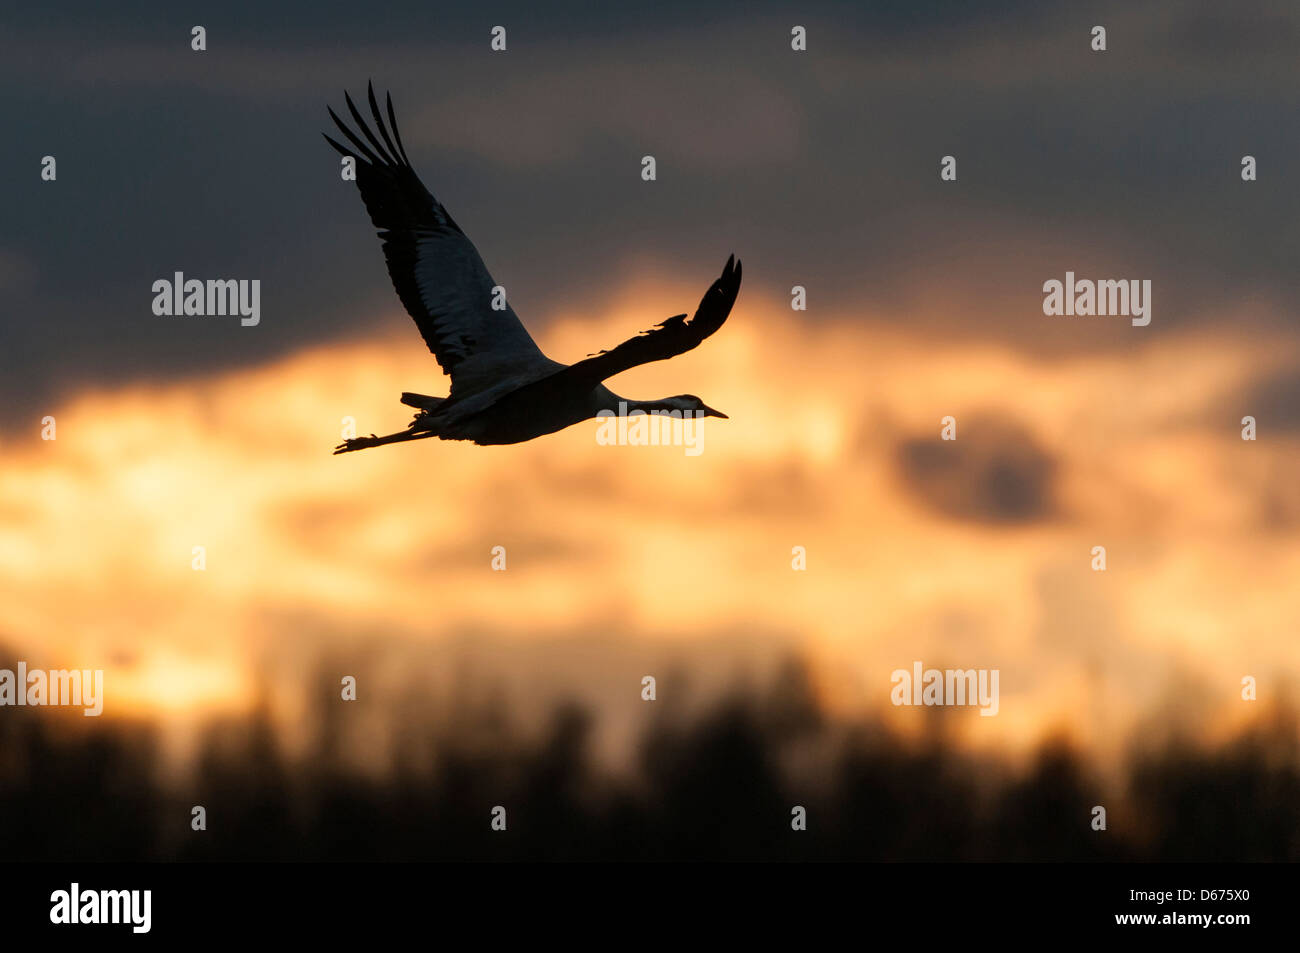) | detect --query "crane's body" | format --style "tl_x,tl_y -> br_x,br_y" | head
401,380 -> 616,447
323,84 -> 741,454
